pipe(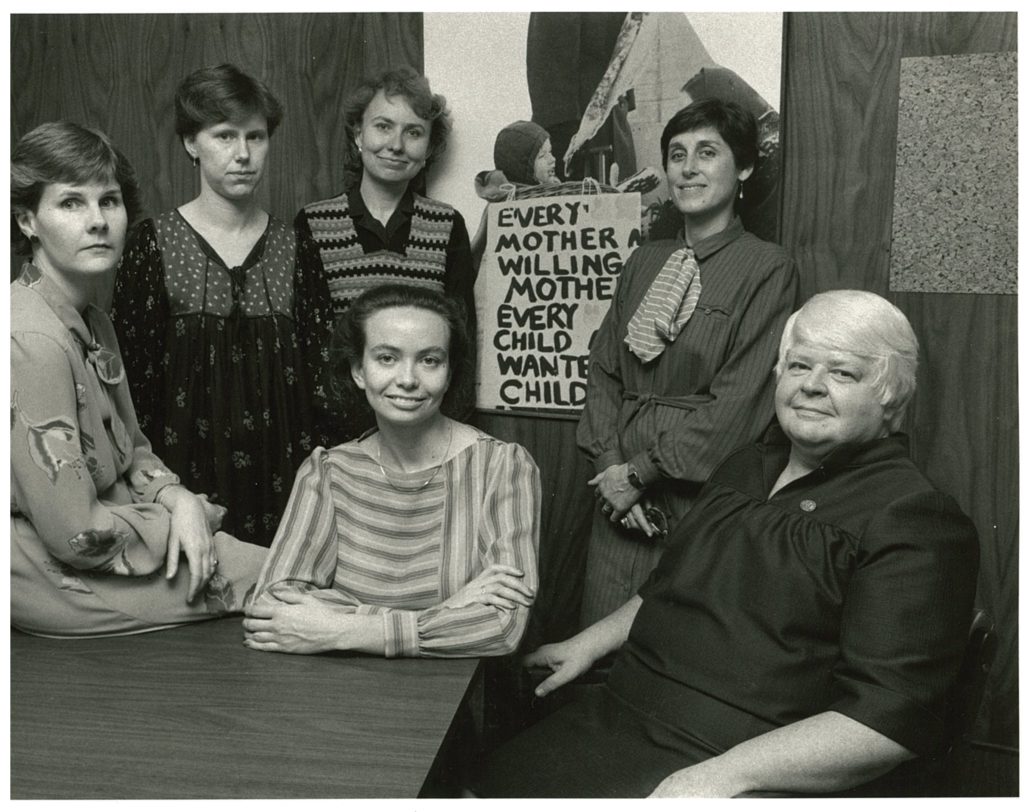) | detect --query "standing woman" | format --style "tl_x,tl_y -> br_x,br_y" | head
577,99 -> 798,626
11,122 -> 265,637
112,64 -> 335,548
295,66 -> 475,435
